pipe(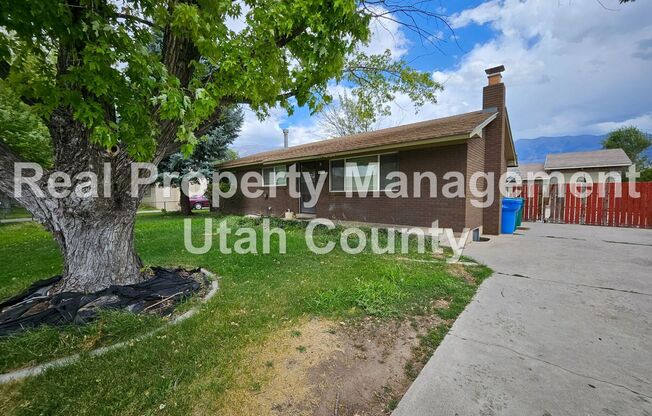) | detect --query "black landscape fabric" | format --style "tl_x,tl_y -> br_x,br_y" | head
0,267 -> 203,336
